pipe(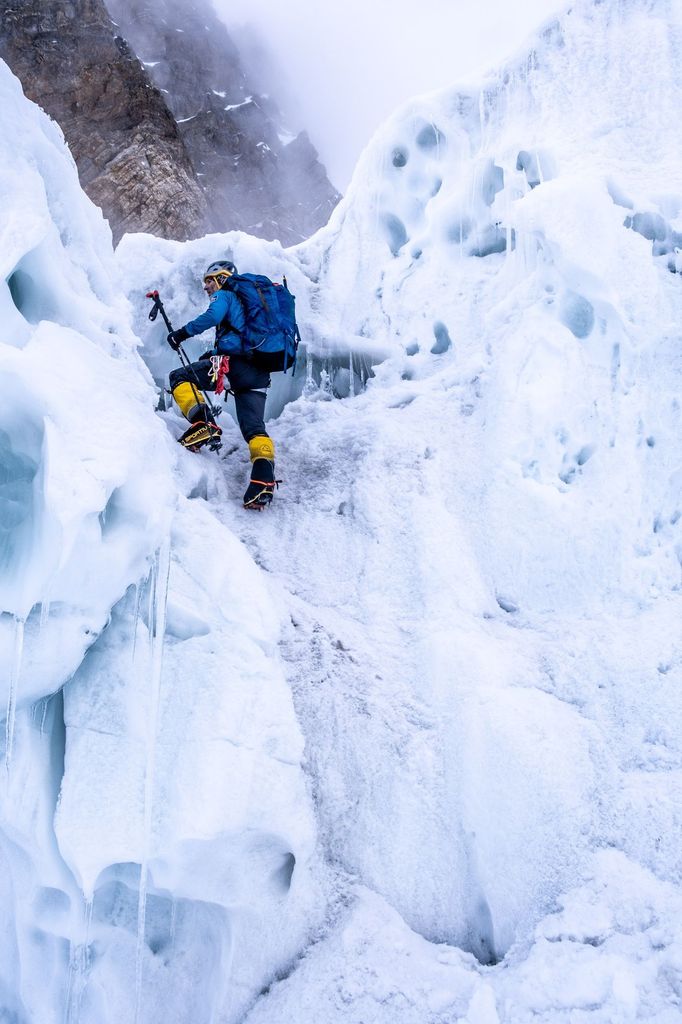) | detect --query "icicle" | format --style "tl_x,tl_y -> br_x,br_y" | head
349,352 -> 356,399
63,945 -> 75,1024
5,616 -> 25,775
303,347 -> 316,397
39,695 -> 51,736
39,599 -> 51,633
131,580 -> 143,664
169,898 -> 177,951
134,874 -> 148,1024
64,896 -> 94,1024
134,538 -> 171,1024
537,153 -> 546,186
